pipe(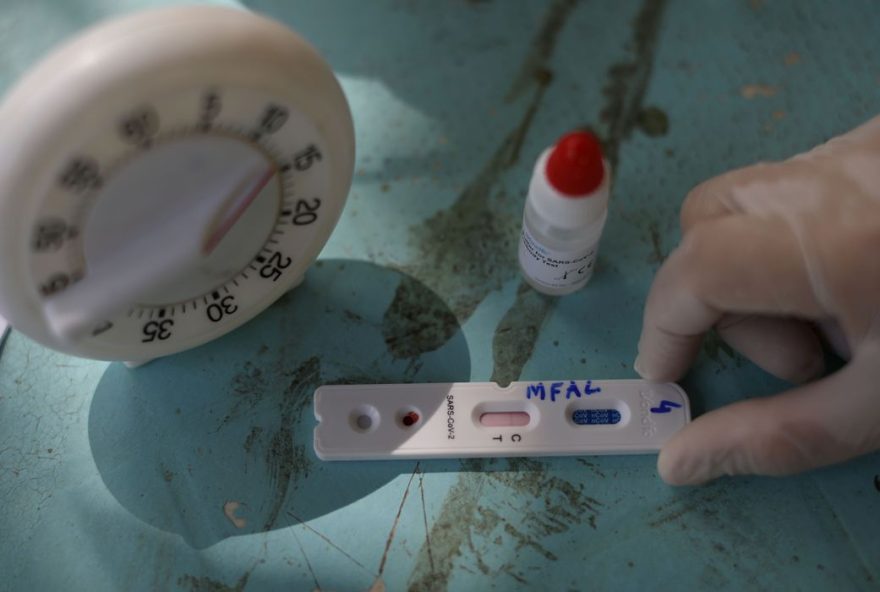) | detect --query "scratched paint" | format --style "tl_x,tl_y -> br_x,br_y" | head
178,572 -> 251,592
85,260 -> 468,553
599,0 -> 669,170
217,361 -> 268,431
388,0 -> 576,369
243,426 -> 263,454
647,220 -> 667,263
260,356 -> 320,530
382,275 -> 460,359
618,209 -> 673,265
639,478 -> 880,587
636,106 -> 670,137
407,464 -> 486,591
396,116 -> 532,324
408,457 -> 604,589
490,282 -> 554,386
505,0 -> 579,101
377,464 -> 420,578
